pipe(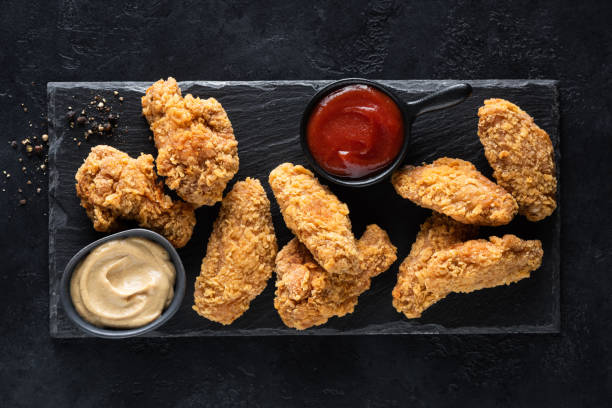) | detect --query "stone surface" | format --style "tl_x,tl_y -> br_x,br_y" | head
48,80 -> 560,337
2,0 -> 611,406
